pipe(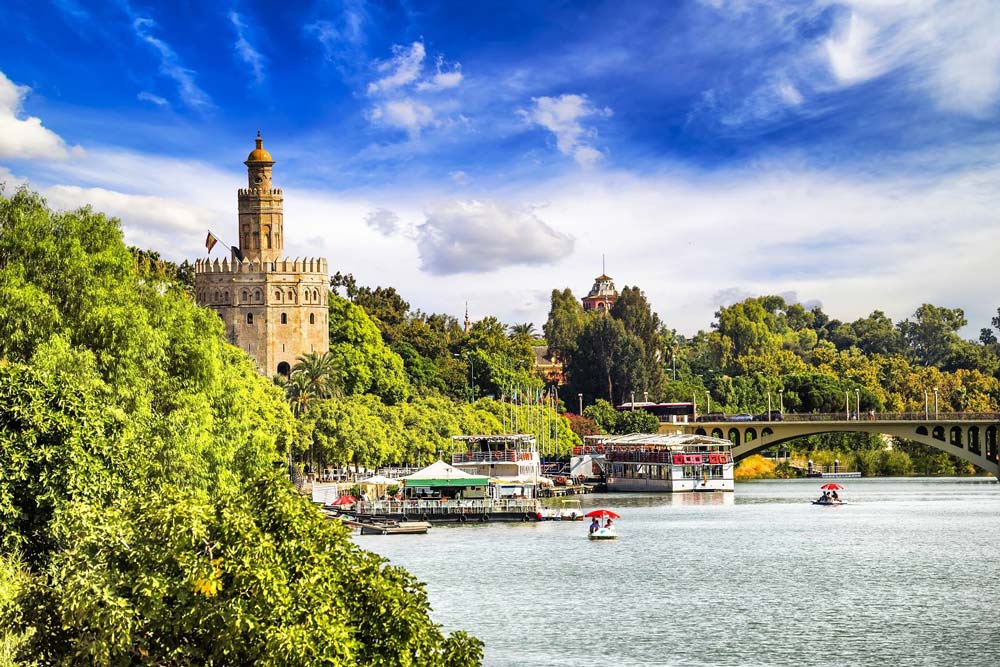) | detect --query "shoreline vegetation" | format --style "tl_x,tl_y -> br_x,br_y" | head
2,186 -> 998,663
